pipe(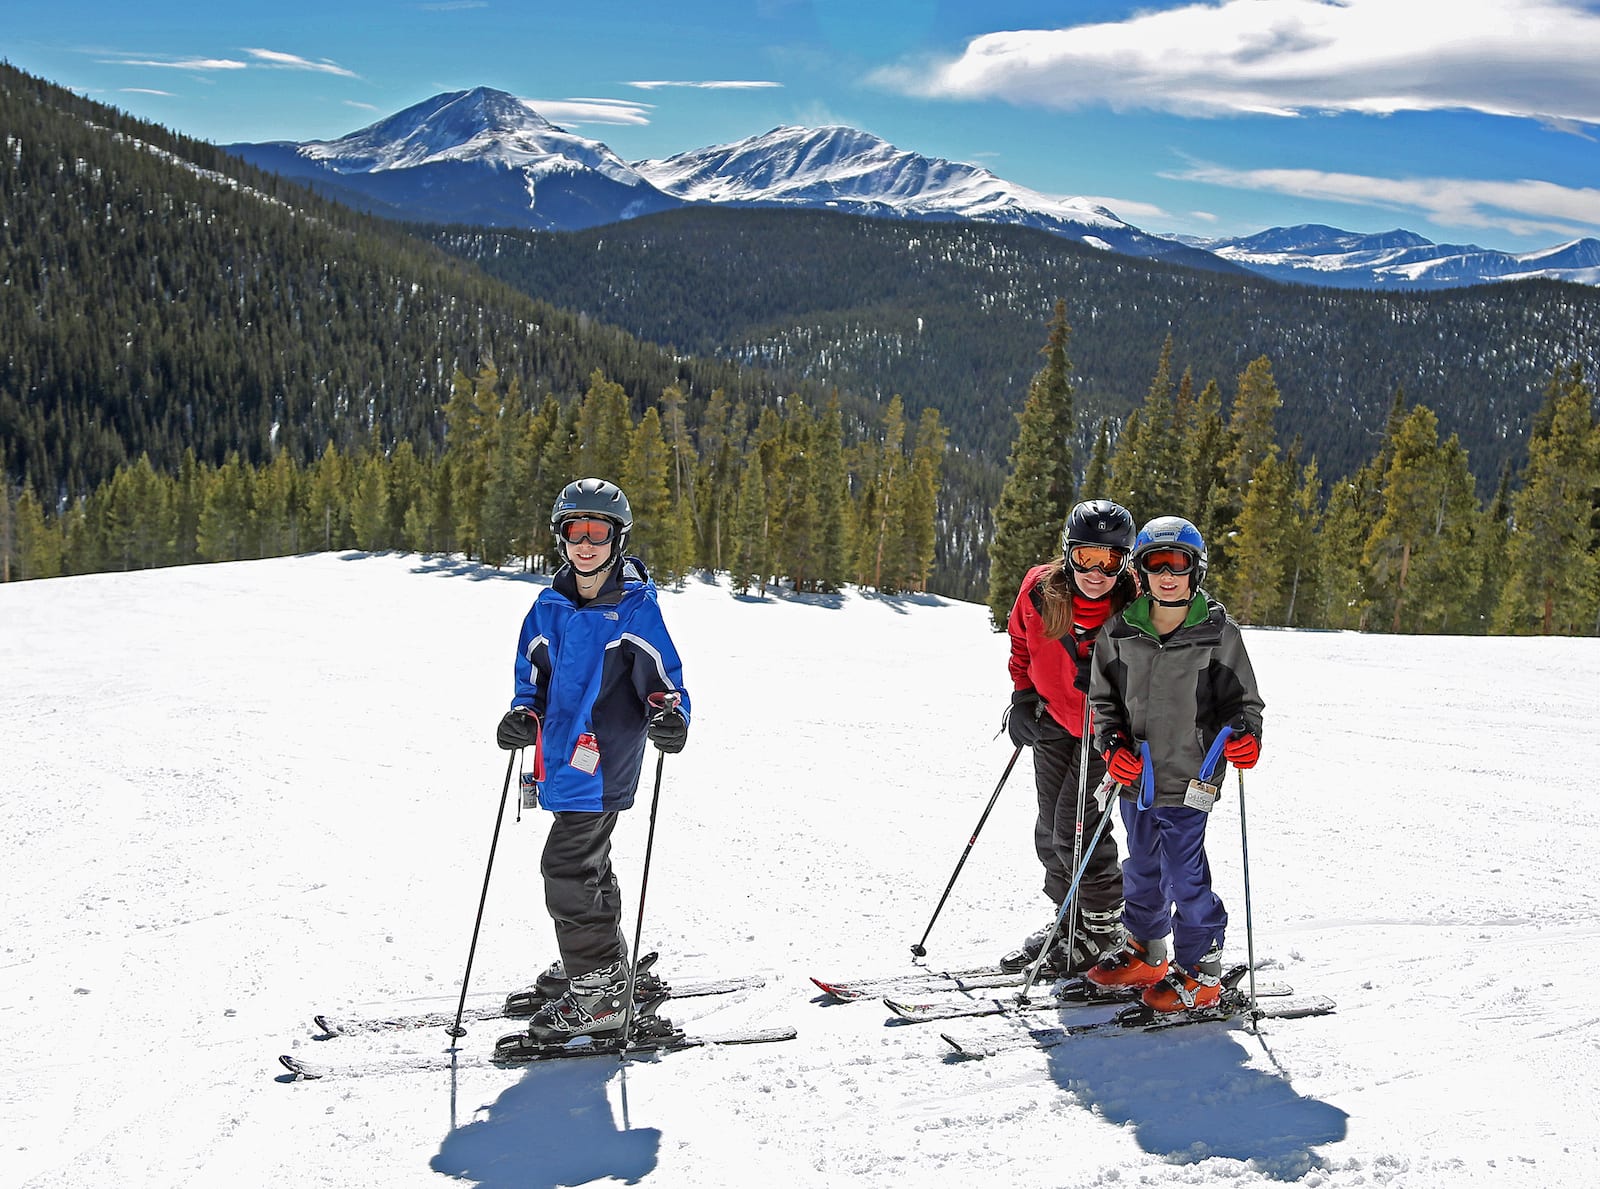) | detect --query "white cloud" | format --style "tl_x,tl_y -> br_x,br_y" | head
1168,160 -> 1600,237
626,80 -> 782,90
103,57 -> 247,71
121,88 -> 177,97
243,49 -> 359,78
526,98 -> 655,126
877,0 -> 1600,128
